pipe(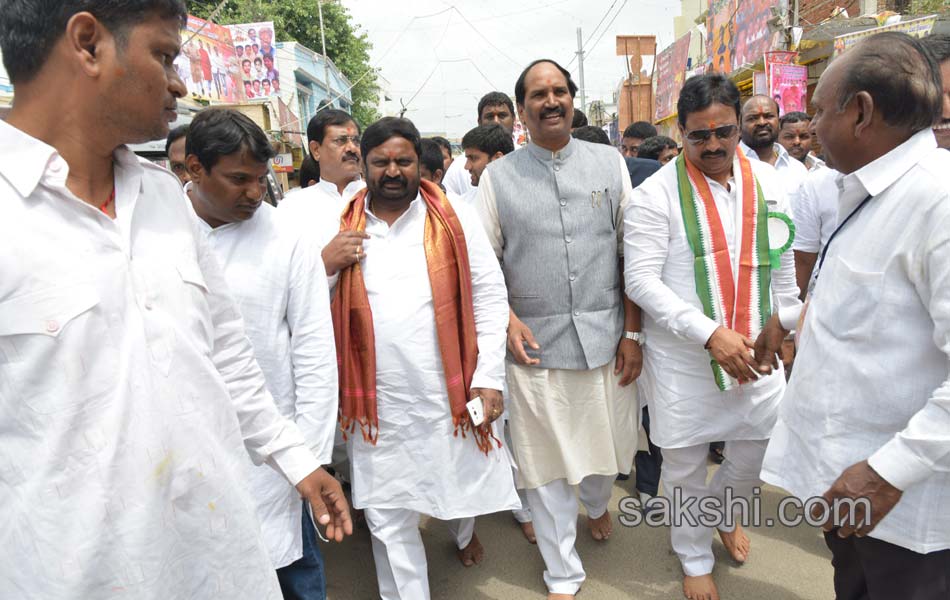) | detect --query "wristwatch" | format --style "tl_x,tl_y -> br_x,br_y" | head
623,331 -> 646,346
